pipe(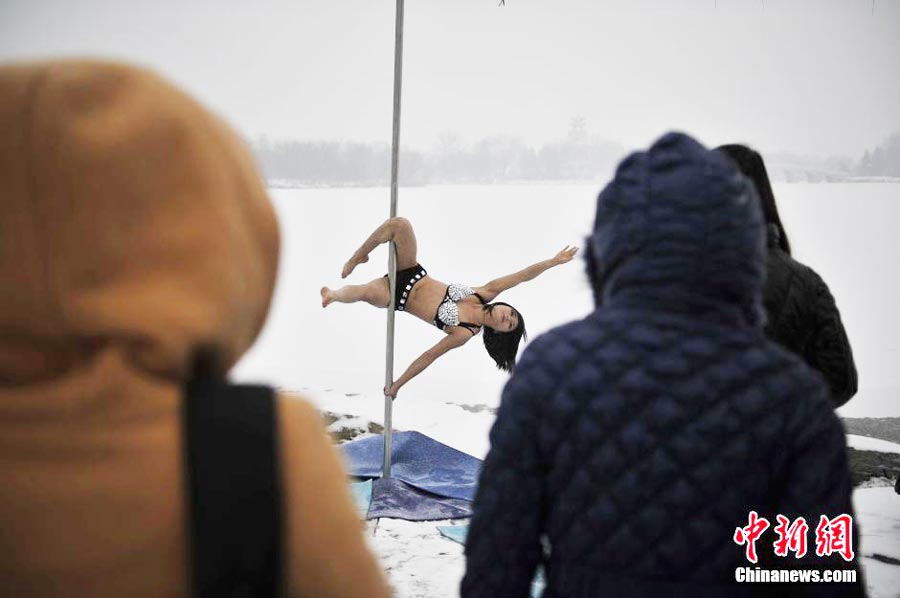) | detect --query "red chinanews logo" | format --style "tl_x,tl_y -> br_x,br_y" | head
734,512 -> 855,563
